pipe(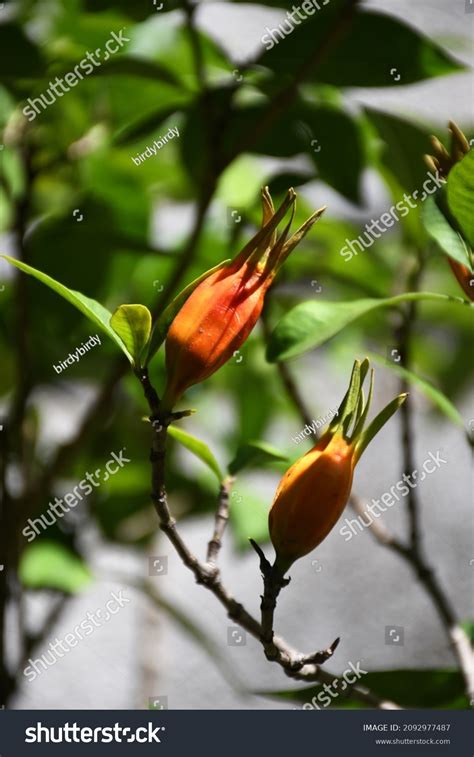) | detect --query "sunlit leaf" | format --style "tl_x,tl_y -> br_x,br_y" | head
168,425 -> 223,482
1,255 -> 133,363
110,303 -> 152,367
267,292 -> 468,362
